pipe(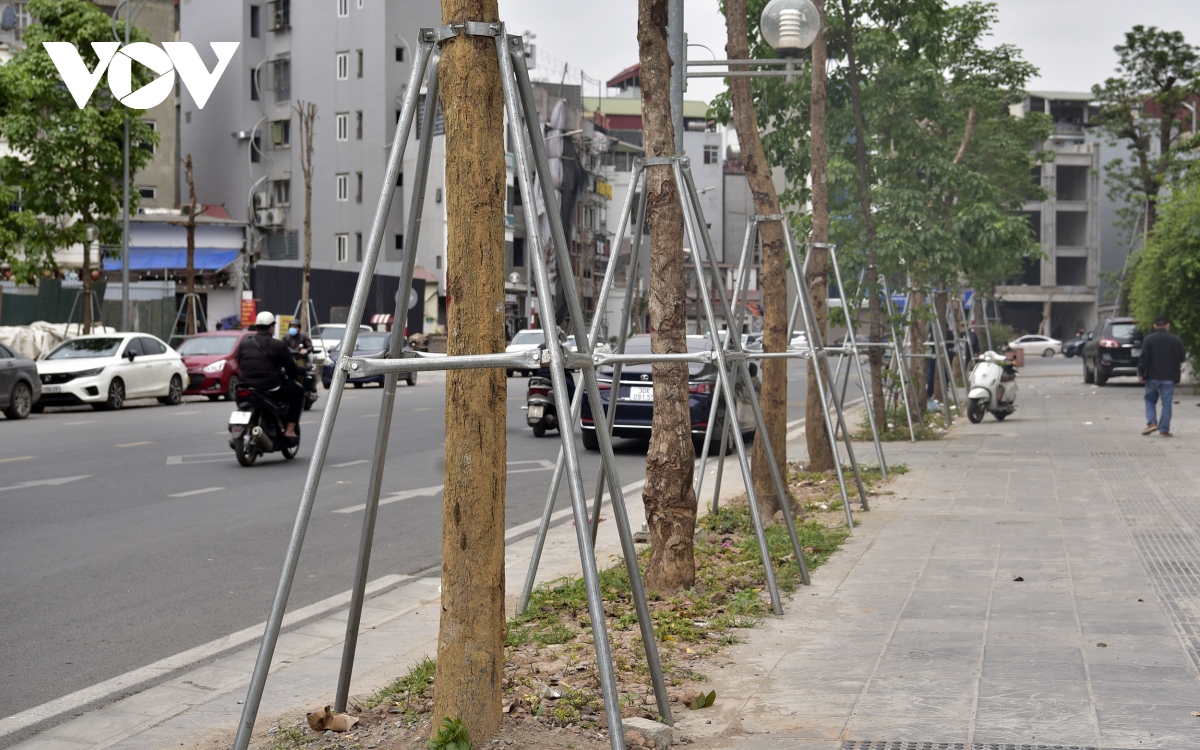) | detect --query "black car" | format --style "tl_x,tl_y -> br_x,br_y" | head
580,334 -> 759,453
321,332 -> 416,388
1082,318 -> 1142,386
1062,333 -> 1090,358
0,341 -> 41,419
